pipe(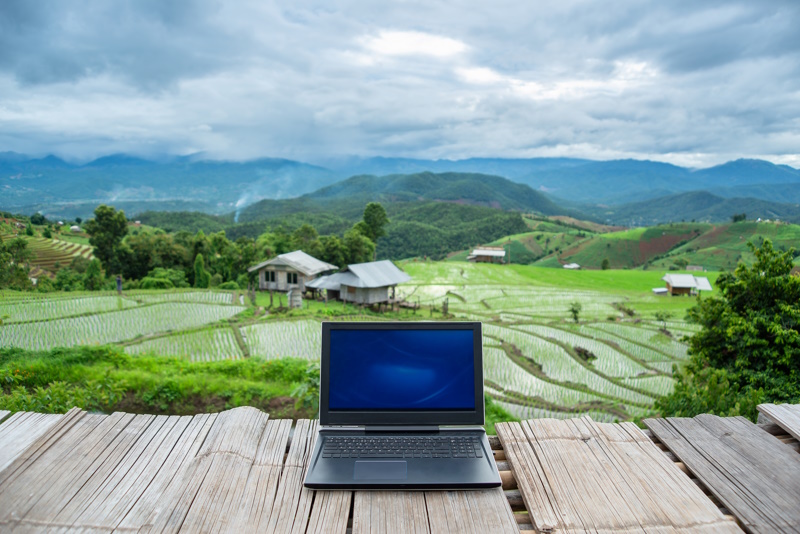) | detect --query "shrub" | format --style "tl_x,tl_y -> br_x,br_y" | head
140,276 -> 174,289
